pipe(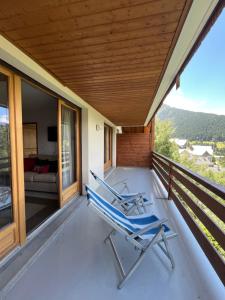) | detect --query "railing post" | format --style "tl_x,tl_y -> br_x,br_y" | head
167,162 -> 173,200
